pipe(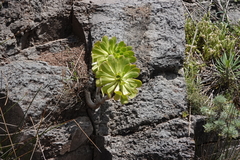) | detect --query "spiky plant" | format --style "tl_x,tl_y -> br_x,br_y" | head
215,52 -> 240,87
